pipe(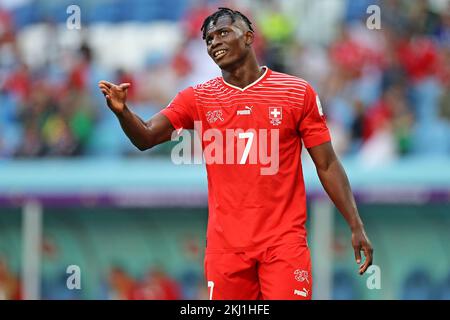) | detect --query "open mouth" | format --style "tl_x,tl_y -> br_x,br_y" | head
214,49 -> 227,59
